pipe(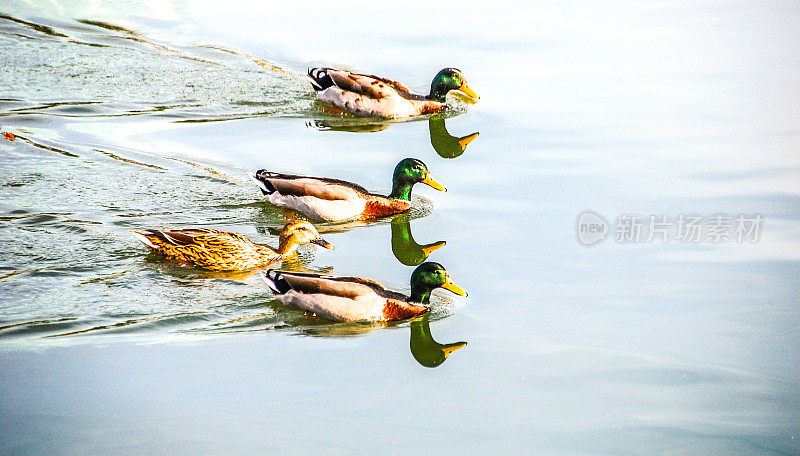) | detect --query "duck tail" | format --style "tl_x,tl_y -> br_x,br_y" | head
307,67 -> 334,91
129,229 -> 158,250
263,269 -> 291,295
248,170 -> 277,195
